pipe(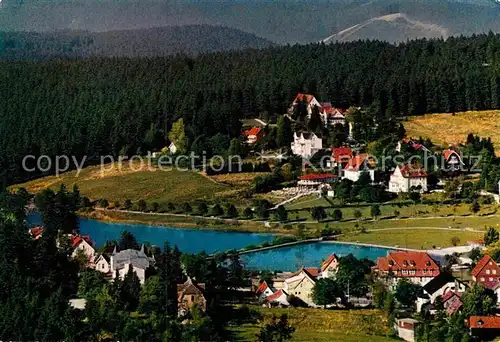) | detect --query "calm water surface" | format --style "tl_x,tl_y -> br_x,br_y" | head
27,214 -> 275,254
241,242 -> 392,271
28,214 -> 391,270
